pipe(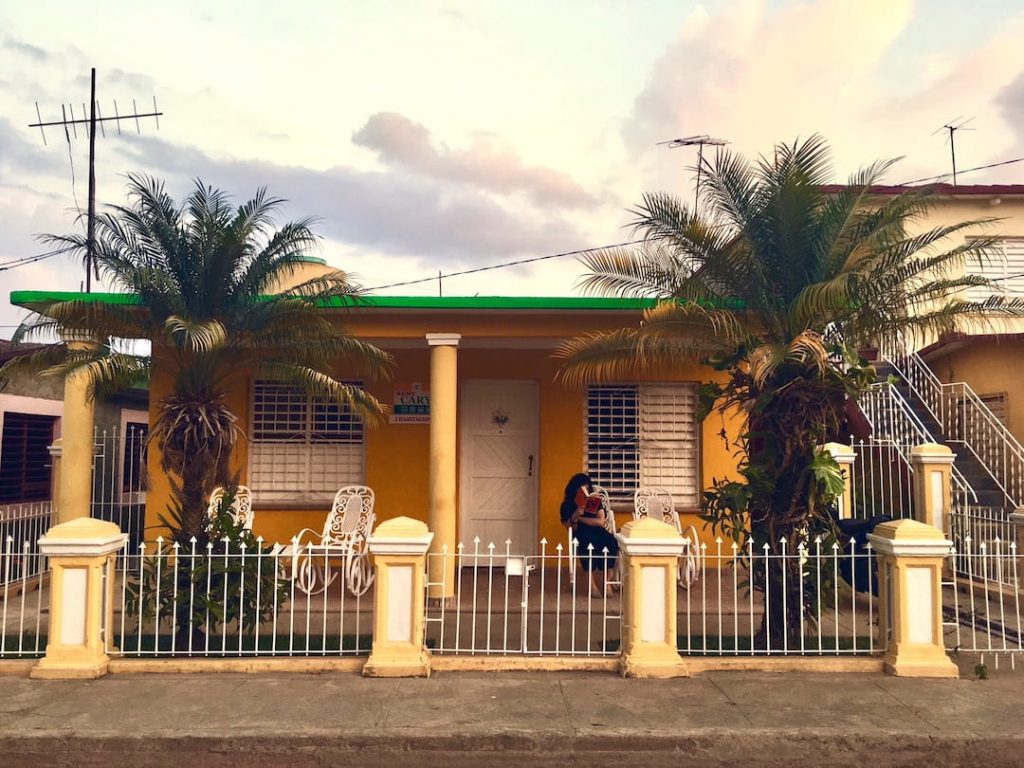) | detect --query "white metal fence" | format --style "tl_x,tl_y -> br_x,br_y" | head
679,536 -> 878,656
944,538 -> 1024,658
950,505 -> 1017,587
91,425 -> 147,548
0,502 -> 53,585
848,438 -> 914,520
109,538 -> 372,657
424,539 -> 622,656
0,533 -> 48,658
